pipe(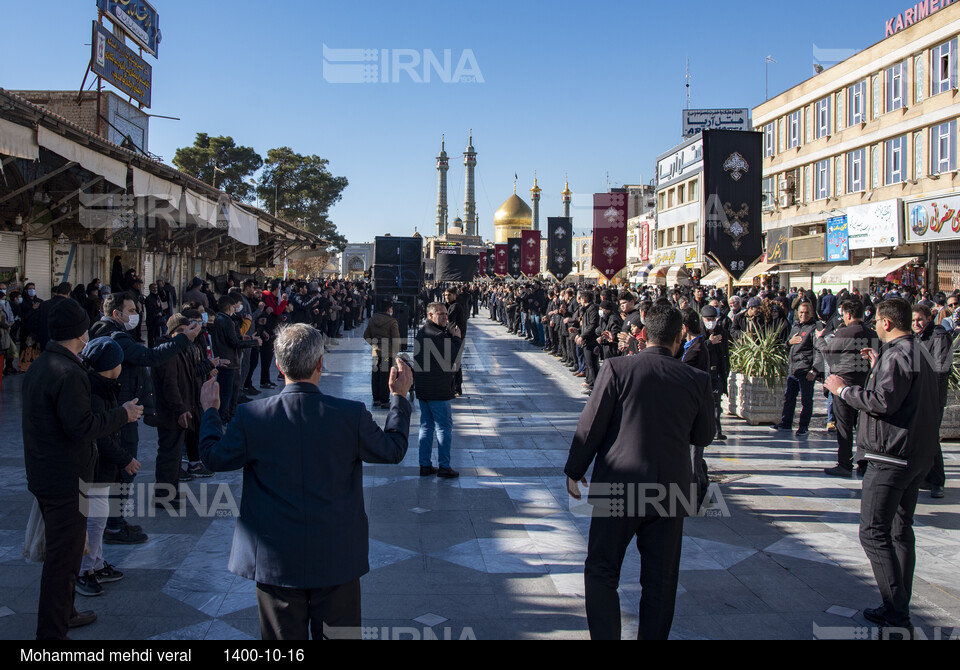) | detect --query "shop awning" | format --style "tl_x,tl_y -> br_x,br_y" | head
735,261 -> 778,285
38,126 -> 128,188
184,190 -> 219,229
842,257 -> 918,282
666,266 -> 691,287
0,118 -> 39,160
700,268 -> 730,286
819,265 -> 850,283
227,203 -> 260,246
133,166 -> 182,203
635,265 -> 666,284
